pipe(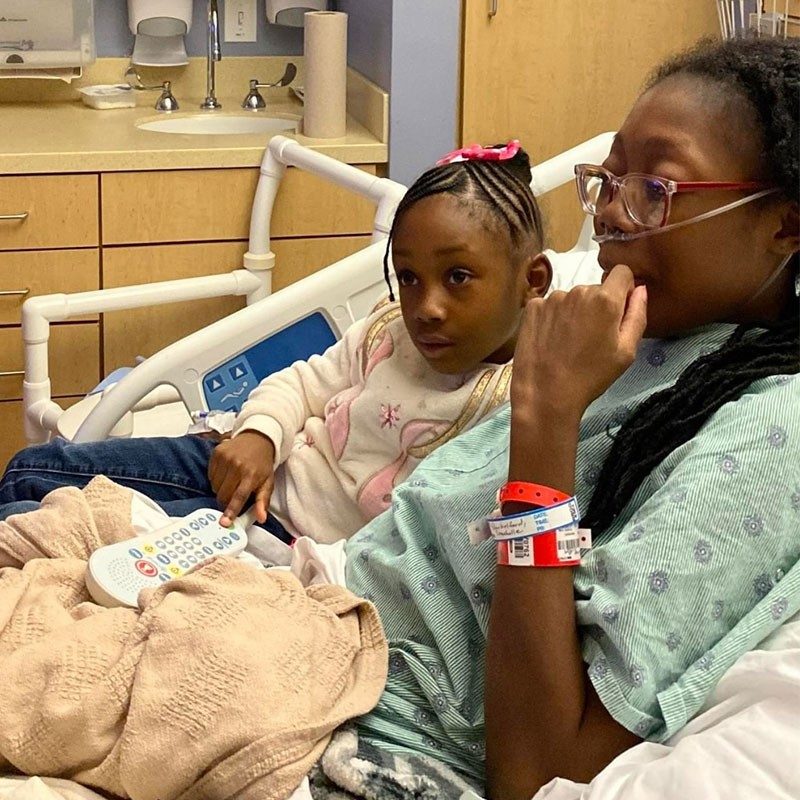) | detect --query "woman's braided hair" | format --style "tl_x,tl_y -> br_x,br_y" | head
382,146 -> 544,300
582,37 -> 800,534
